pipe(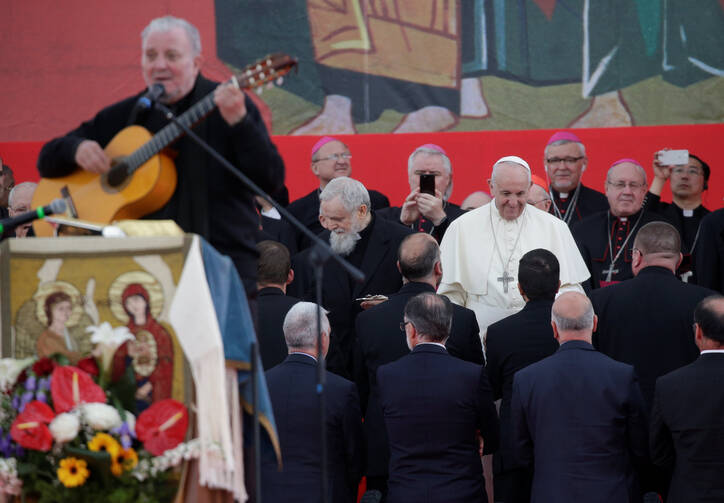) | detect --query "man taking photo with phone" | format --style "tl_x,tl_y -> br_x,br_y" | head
377,143 -> 465,243
646,149 -> 711,283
